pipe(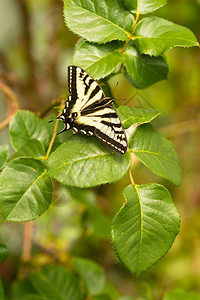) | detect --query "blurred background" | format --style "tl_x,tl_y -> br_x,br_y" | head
0,0 -> 199,299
